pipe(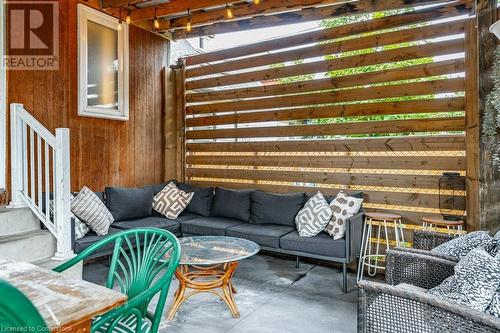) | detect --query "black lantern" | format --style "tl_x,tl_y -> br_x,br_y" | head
438,172 -> 466,221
